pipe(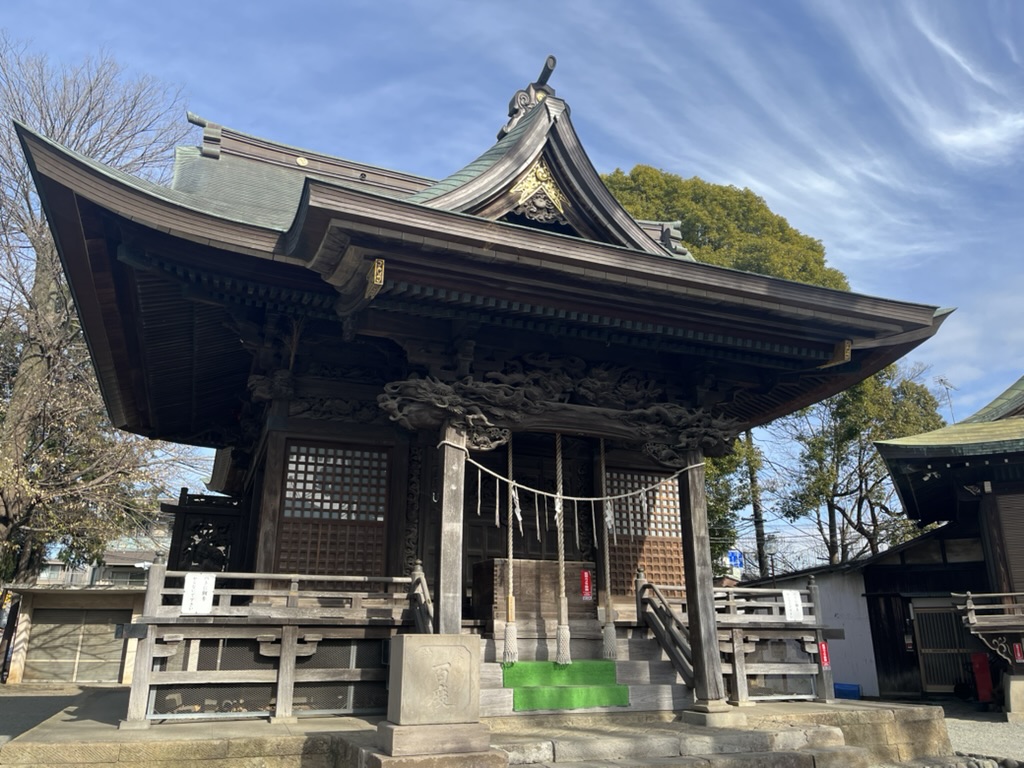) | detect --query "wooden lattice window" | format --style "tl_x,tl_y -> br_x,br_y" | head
606,470 -> 684,595
275,443 -> 389,576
